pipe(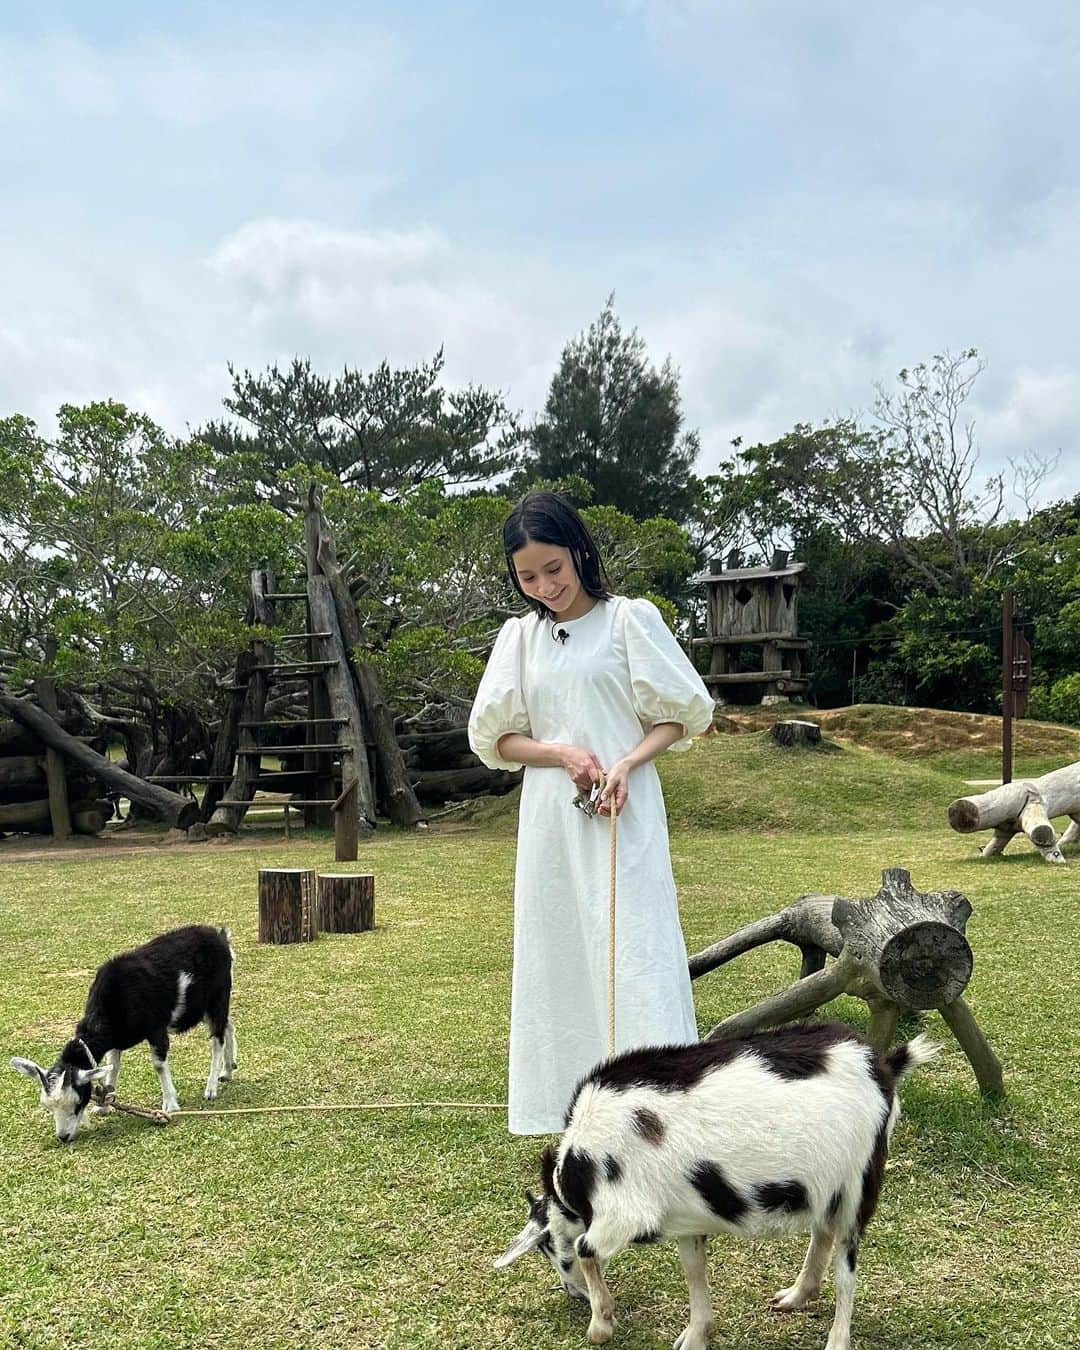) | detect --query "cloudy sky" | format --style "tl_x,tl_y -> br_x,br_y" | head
2,1 -> 1077,502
